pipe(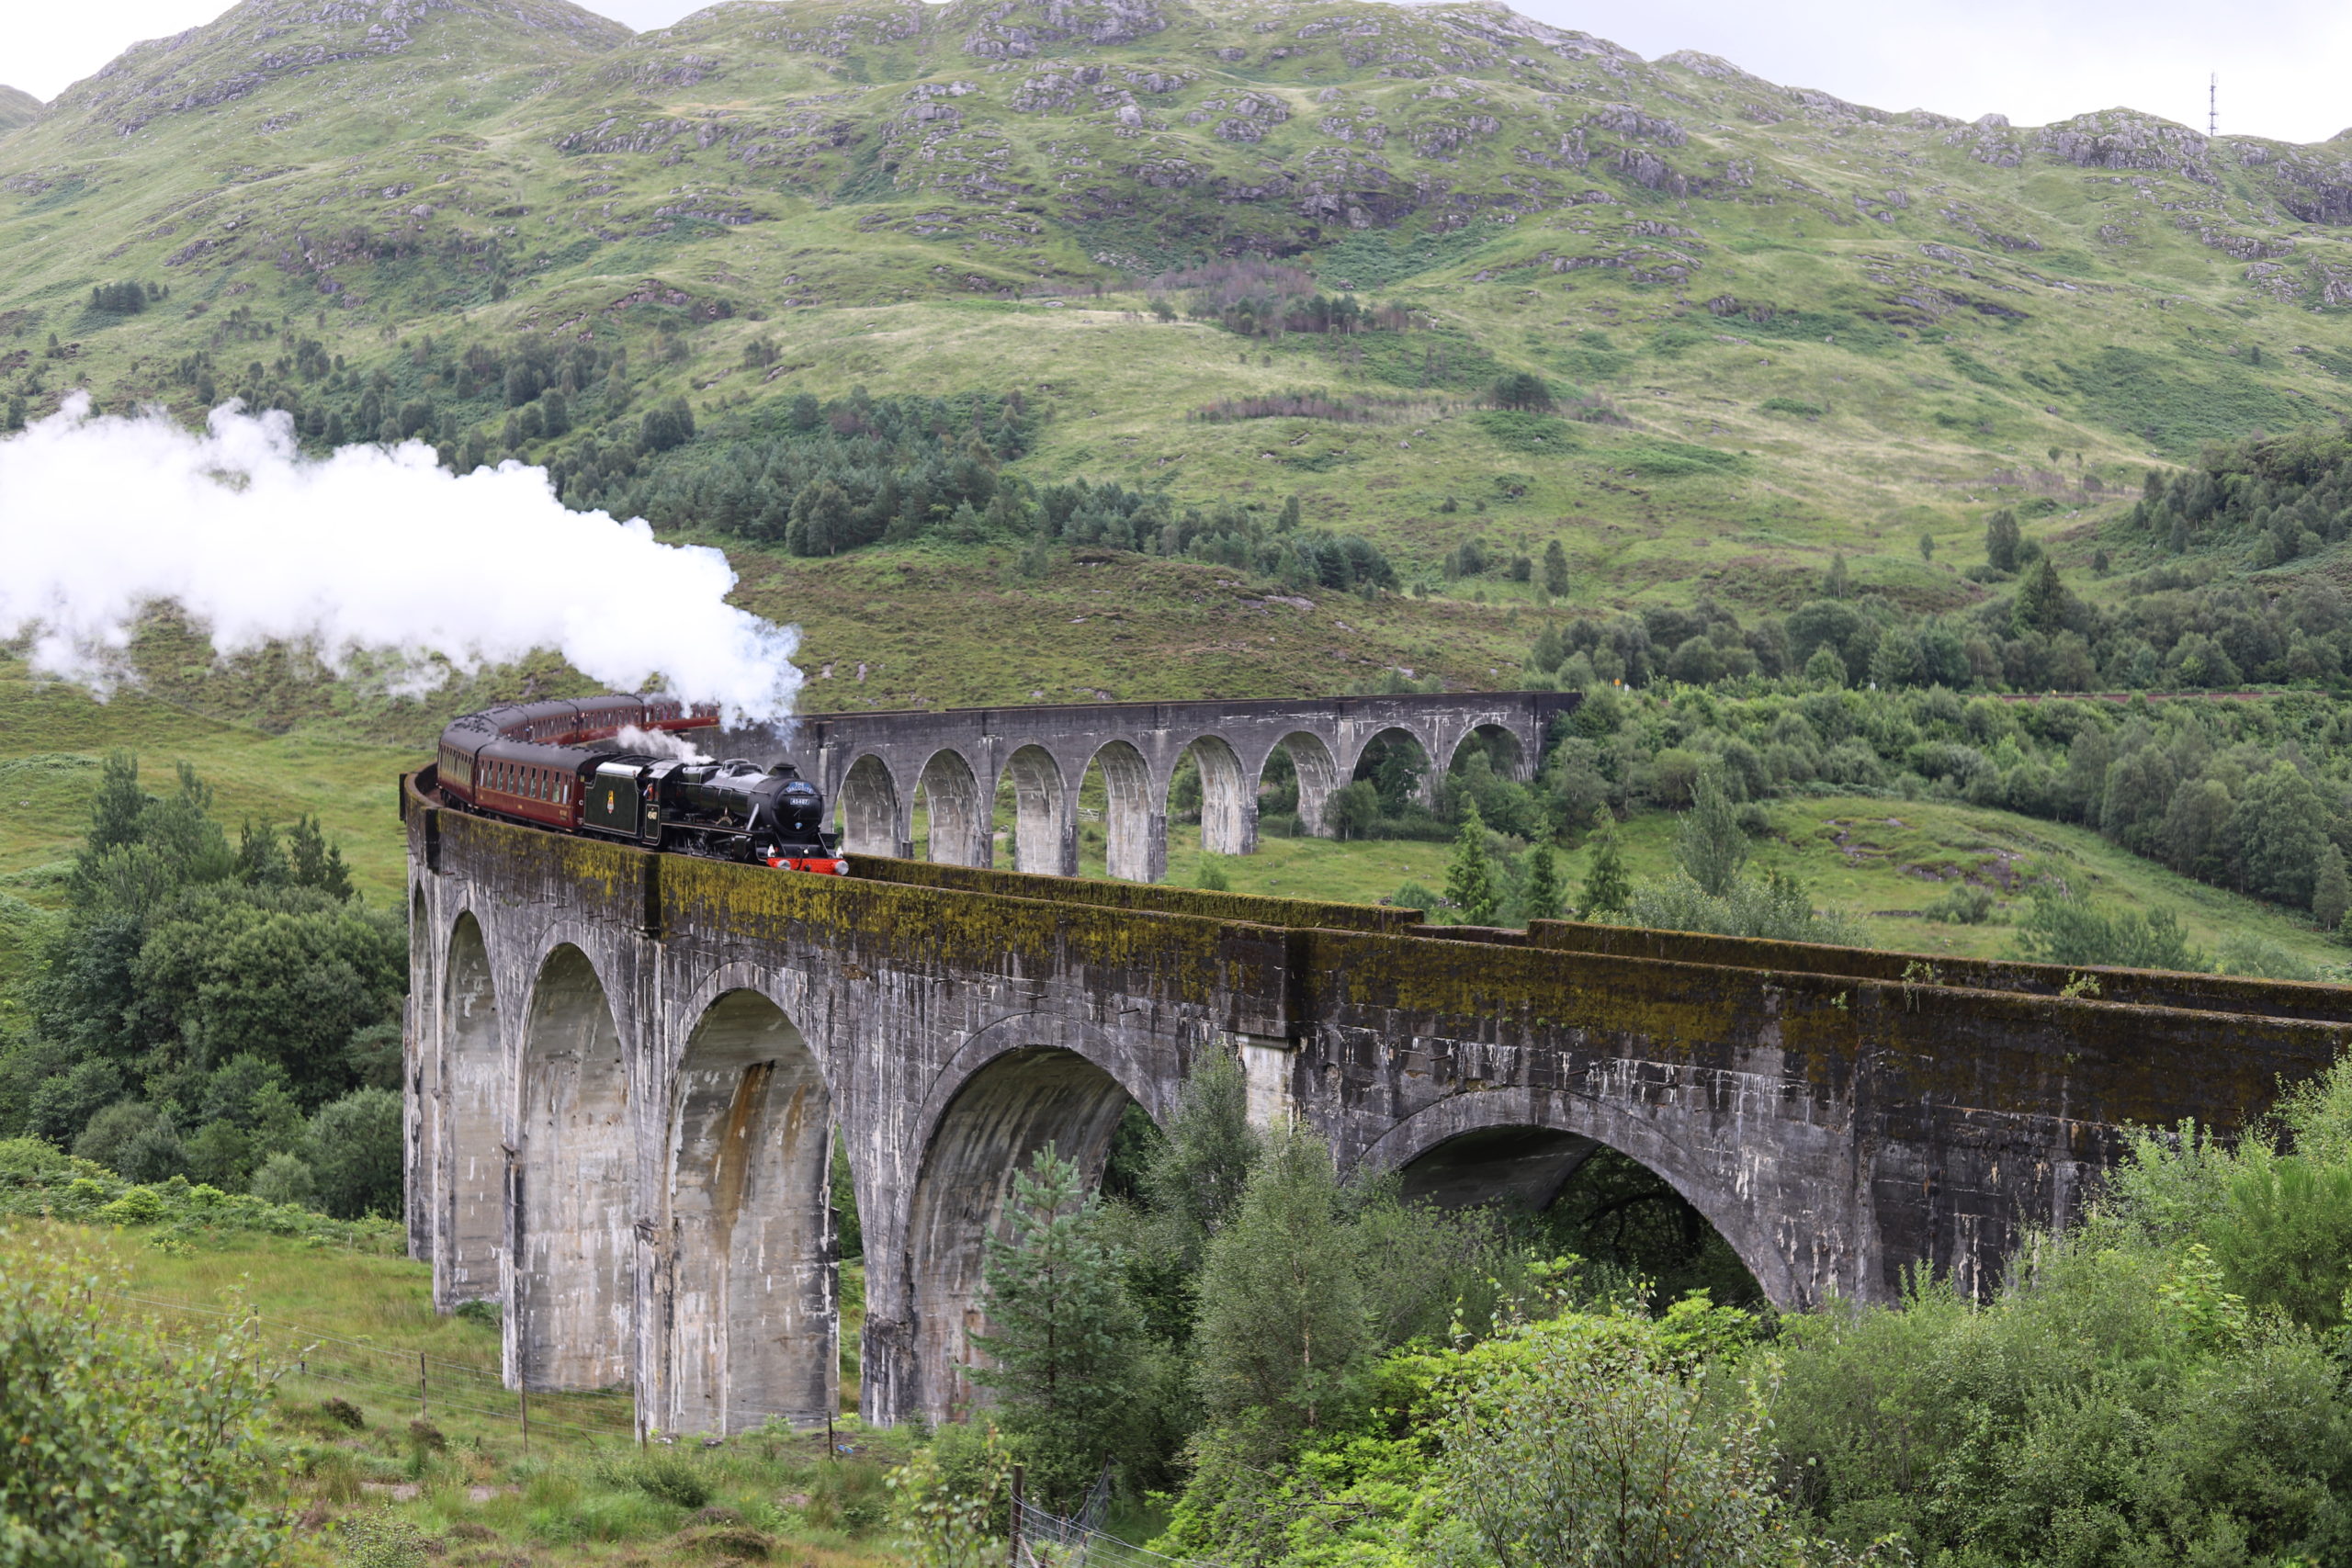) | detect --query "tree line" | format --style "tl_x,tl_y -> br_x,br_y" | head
2125,422 -> 2352,568
0,757 -> 405,1217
